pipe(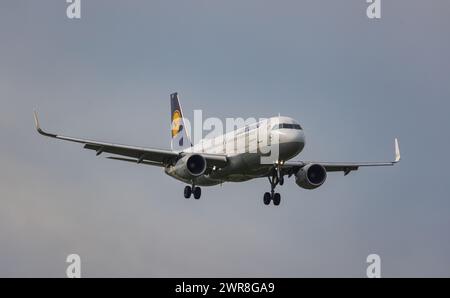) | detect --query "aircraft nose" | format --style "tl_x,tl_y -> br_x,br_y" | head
279,129 -> 304,144
277,130 -> 305,159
